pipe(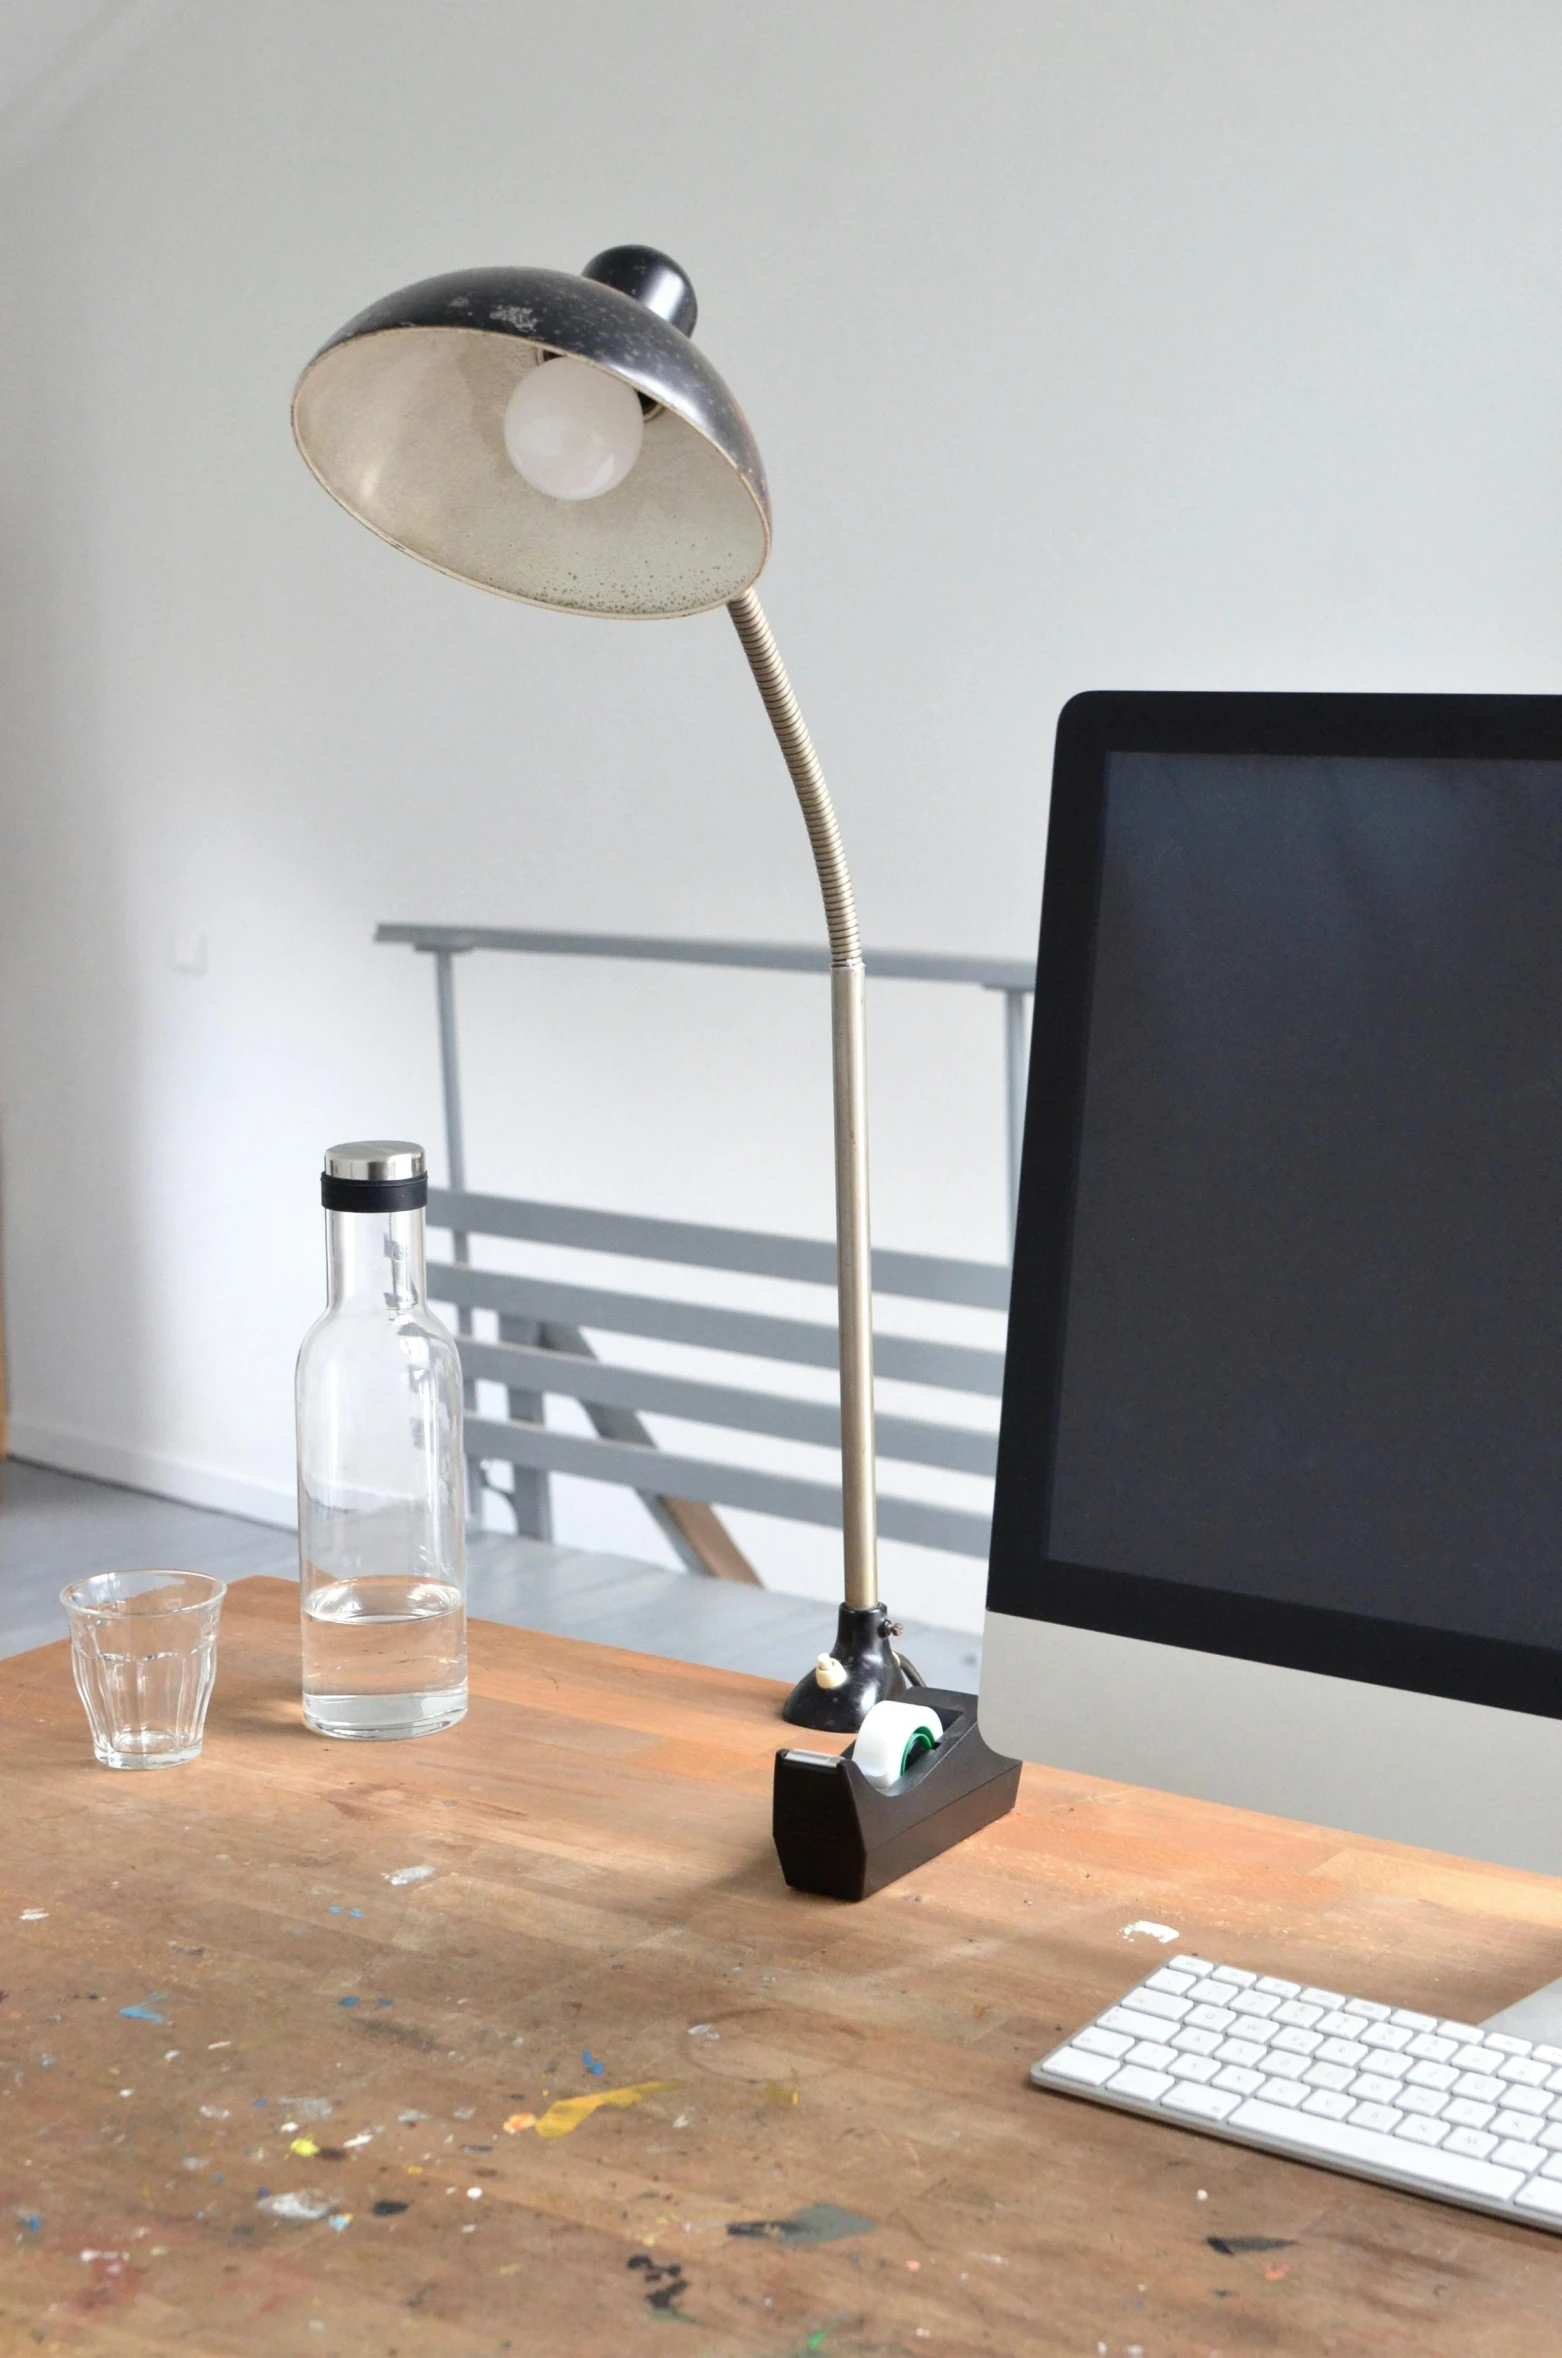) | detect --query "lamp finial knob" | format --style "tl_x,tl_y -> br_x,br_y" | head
581,244 -> 697,337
